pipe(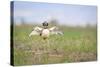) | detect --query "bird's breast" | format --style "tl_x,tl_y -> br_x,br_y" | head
41,29 -> 50,38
